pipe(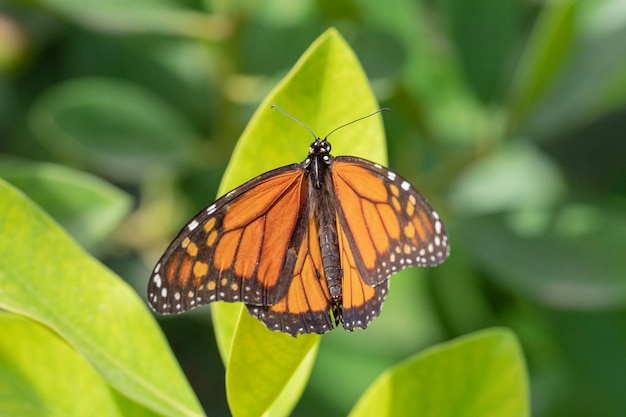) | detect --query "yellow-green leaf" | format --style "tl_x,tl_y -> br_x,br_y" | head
0,180 -> 204,417
211,27 -> 386,417
349,328 -> 529,417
